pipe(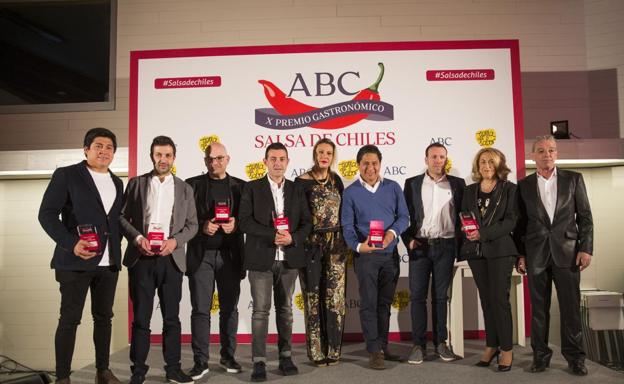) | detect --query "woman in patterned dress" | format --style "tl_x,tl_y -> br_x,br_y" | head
295,138 -> 348,366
